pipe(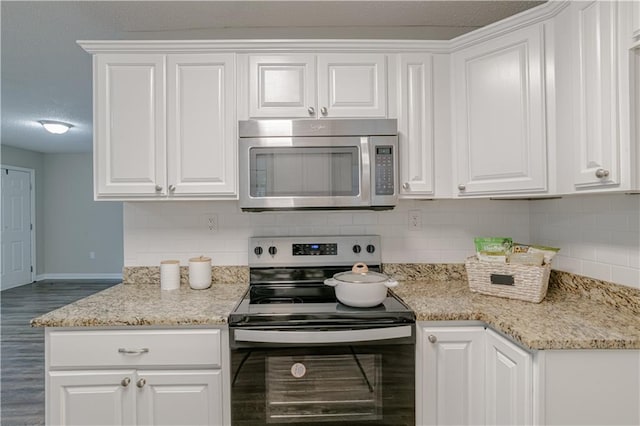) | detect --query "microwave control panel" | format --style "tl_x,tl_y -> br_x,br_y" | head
375,146 -> 394,195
